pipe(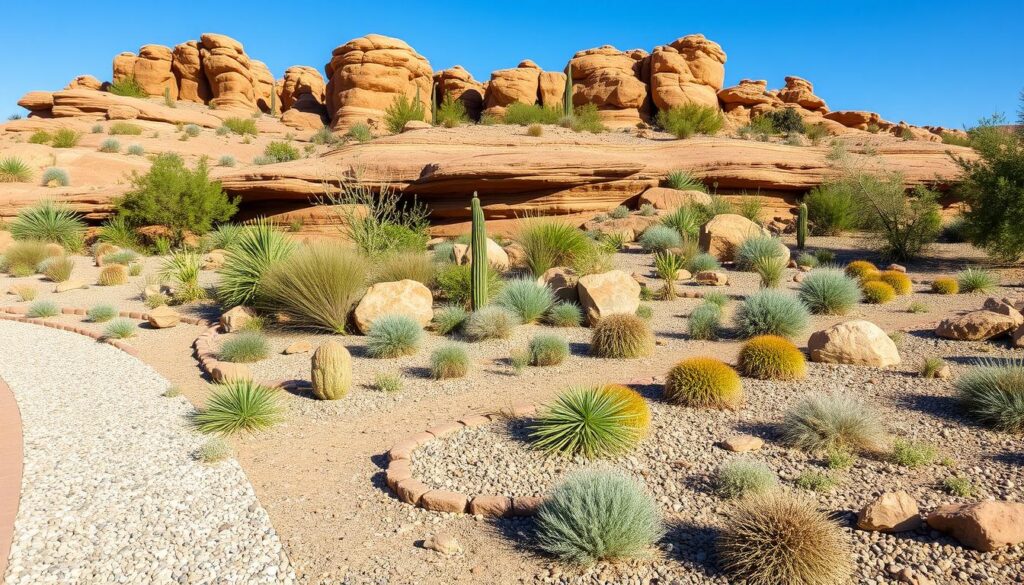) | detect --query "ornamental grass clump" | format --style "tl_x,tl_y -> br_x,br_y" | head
432,304 -> 469,335
798,268 -> 860,315
736,235 -> 787,272
430,344 -> 470,379
861,280 -> 896,304
781,393 -> 886,454
516,218 -> 593,277
844,260 -> 877,279
688,302 -> 722,340
159,251 -> 205,303
920,356 -> 945,378
738,335 -> 807,380
87,304 -> 117,323
716,459 -> 778,498
41,167 -> 70,187
590,313 -> 654,358
529,334 -> 570,366
879,270 -> 912,295
931,276 -> 959,295
41,256 -> 74,282
639,225 -> 682,253
890,439 -> 937,468
370,250 -> 434,286
531,384 -> 650,458
687,252 -> 721,274
736,289 -> 809,339
365,314 -> 423,358
217,218 -> 295,308
546,302 -> 583,327
717,492 -> 852,585
27,300 -> 59,318
955,359 -> 1024,432
464,306 -> 518,341
661,204 -> 704,242
10,200 -> 85,251
219,331 -> 270,363
494,278 -> 554,323
9,284 -> 37,301
103,318 -> 137,339
664,357 -> 742,409
98,264 -> 129,286
957,267 -> 998,294
197,438 -> 232,463
434,262 -> 502,308
193,380 -> 282,436
101,249 -> 139,266
535,469 -> 663,566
